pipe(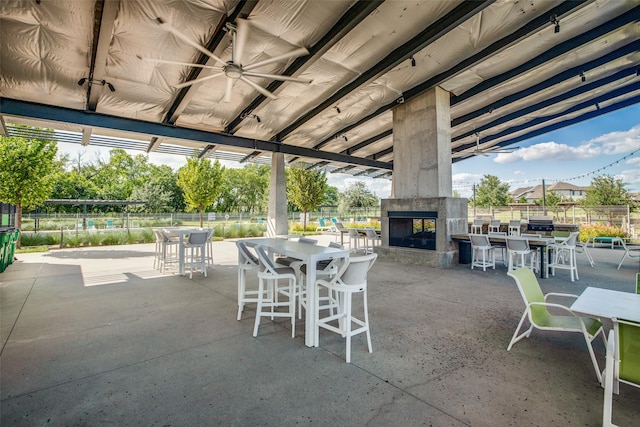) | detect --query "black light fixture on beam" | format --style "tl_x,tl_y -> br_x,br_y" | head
334,134 -> 348,142
334,106 -> 341,114
410,56 -> 416,67
240,113 -> 261,123
580,71 -> 586,82
77,77 -> 116,92
550,14 -> 560,33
